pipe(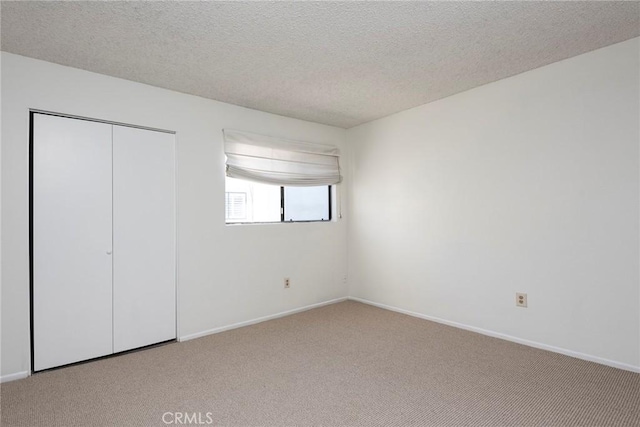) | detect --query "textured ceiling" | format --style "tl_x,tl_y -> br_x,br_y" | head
1,1 -> 639,128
